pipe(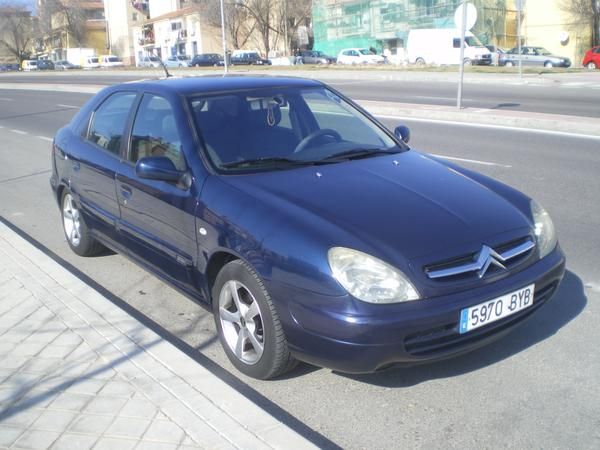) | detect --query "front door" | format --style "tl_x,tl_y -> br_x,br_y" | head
116,93 -> 198,291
